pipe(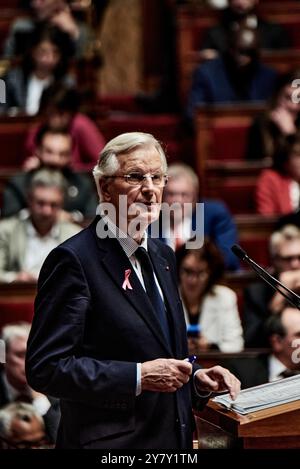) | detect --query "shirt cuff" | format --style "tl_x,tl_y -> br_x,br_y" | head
136,363 -> 142,396
193,369 -> 212,398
